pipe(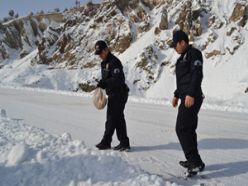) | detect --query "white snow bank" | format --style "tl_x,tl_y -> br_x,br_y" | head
7,143 -> 28,166
0,108 -> 179,186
